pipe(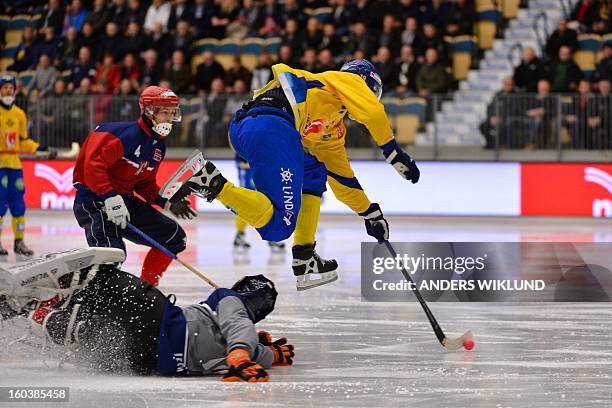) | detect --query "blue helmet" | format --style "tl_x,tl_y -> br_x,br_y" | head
0,75 -> 16,89
340,59 -> 383,100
